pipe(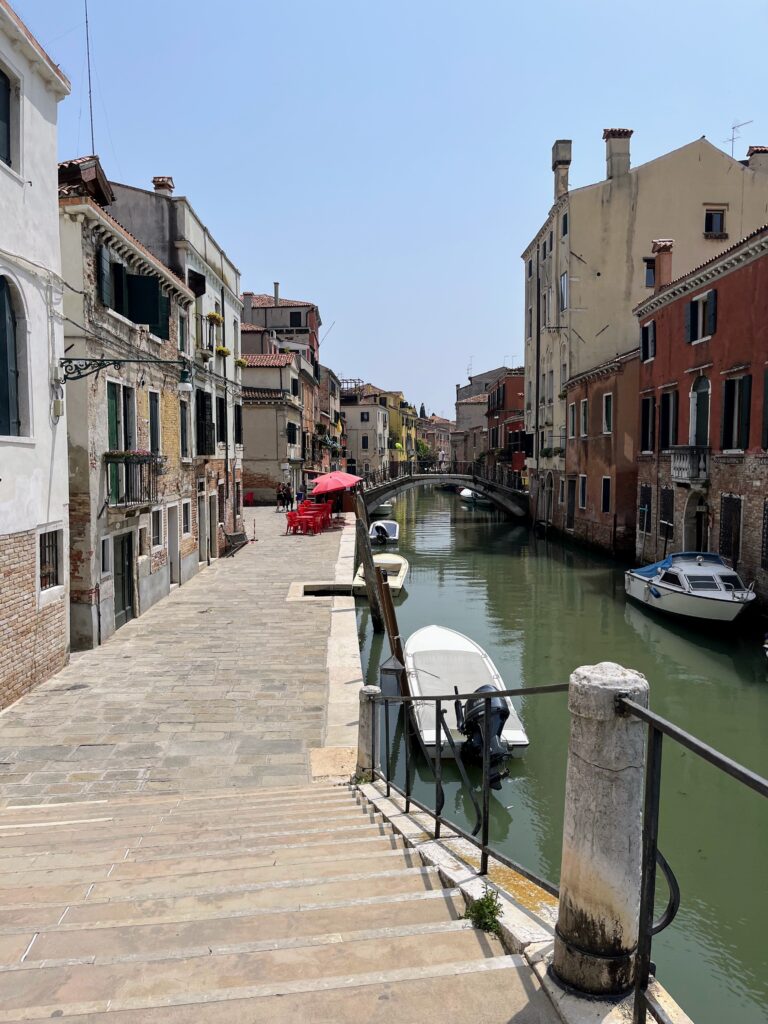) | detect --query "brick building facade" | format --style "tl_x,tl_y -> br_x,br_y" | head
635,228 -> 768,601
